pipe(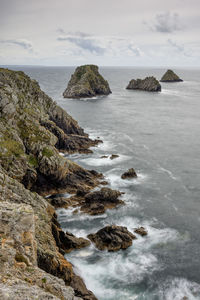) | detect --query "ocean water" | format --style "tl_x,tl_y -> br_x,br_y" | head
7,66 -> 200,299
